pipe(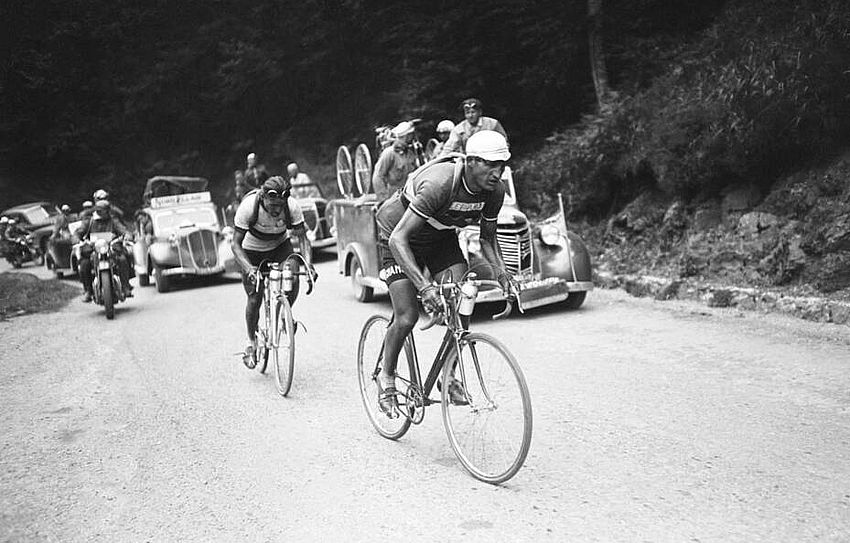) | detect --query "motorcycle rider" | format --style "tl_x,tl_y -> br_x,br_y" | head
92,189 -> 125,220
243,152 -> 270,190
4,218 -> 31,241
76,200 -> 133,303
